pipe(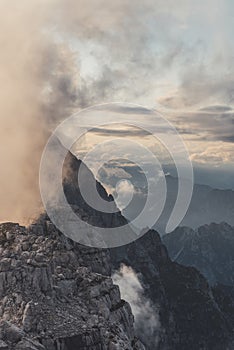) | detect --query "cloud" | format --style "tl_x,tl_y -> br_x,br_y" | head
171,106 -> 234,143
112,264 -> 161,348
0,1 -> 80,223
51,0 -> 234,108
199,105 -> 233,113
0,0 -> 233,223
94,105 -> 154,115
114,180 -> 135,210
90,125 -> 150,138
190,143 -> 234,165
